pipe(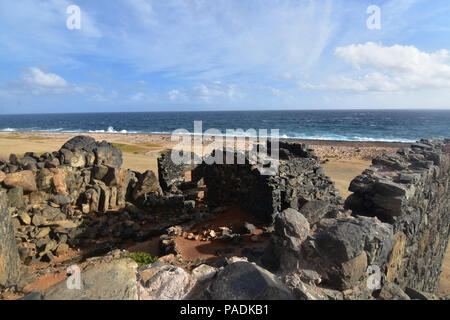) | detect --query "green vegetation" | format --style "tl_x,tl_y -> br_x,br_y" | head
159,149 -> 169,156
112,143 -> 147,154
123,252 -> 158,268
139,142 -> 162,148
112,142 -> 162,154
